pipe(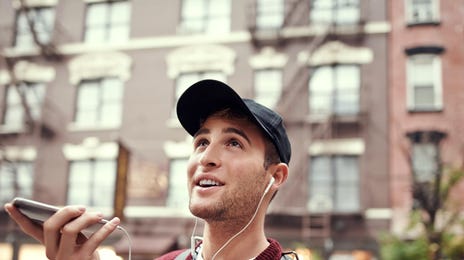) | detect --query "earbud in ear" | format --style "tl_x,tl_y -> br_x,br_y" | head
264,177 -> 275,194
